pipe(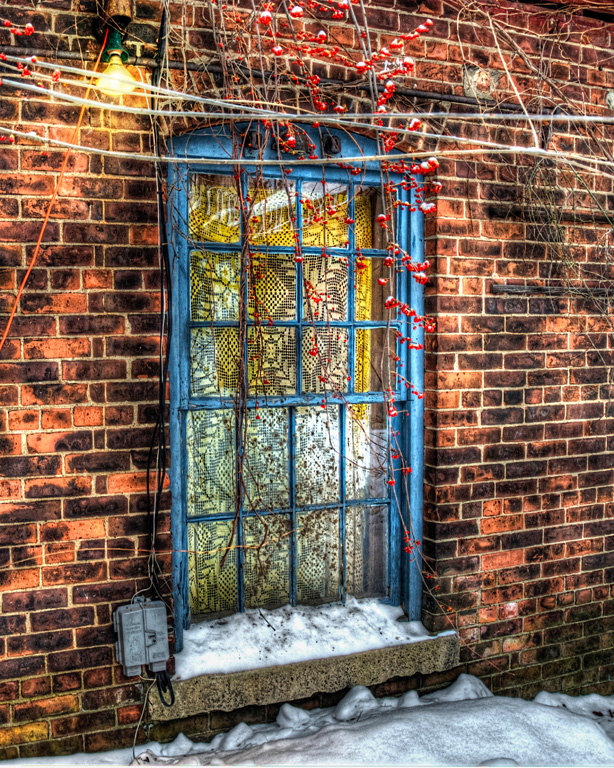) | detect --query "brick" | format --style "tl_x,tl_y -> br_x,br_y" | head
7,630 -> 74,657
0,723 -> 49,748
53,673 -> 83,693
48,647 -> 113,674
25,477 -> 92,499
43,561 -> 107,586
74,407 -> 103,427
23,338 -> 91,359
14,695 -> 79,723
21,677 -> 51,699
65,451 -> 132,474
51,709 -> 115,738
41,519 -> 106,542
72,581 -> 136,605
27,431 -> 93,454
0,456 -> 61,478
64,495 -> 128,519
63,360 -> 126,381
0,655 -> 46,681
59,315 -> 125,335
7,409 -> 40,431
0,568 -> 40,593
3,587 -> 67,613
21,383 -> 88,406
0,362 -> 59,384
482,550 -> 525,571
20,294 -> 87,315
